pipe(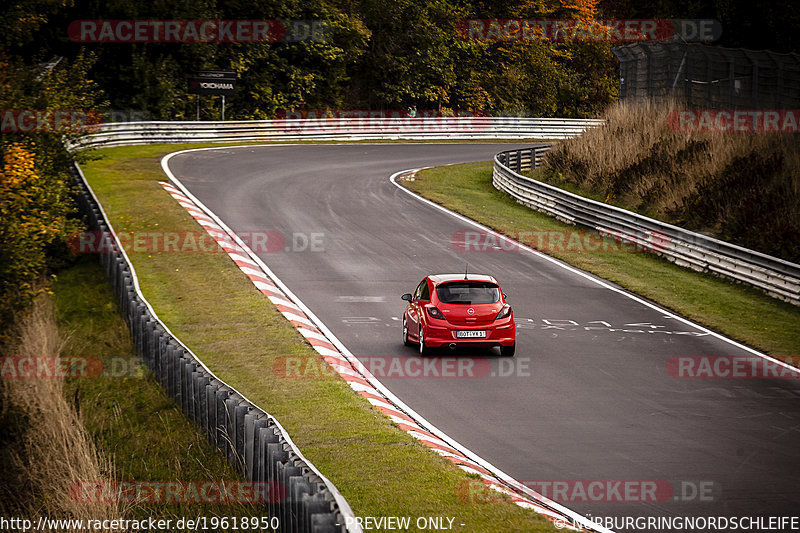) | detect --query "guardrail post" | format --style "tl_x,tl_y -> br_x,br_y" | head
243,412 -> 261,480
278,459 -> 303,528
289,474 -> 312,531
267,442 -> 289,520
256,425 -> 280,484
182,361 -> 196,416
203,380 -> 219,442
234,402 -> 250,473
157,333 -> 169,387
192,368 -> 207,425
215,387 -> 231,453
166,343 -> 177,398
